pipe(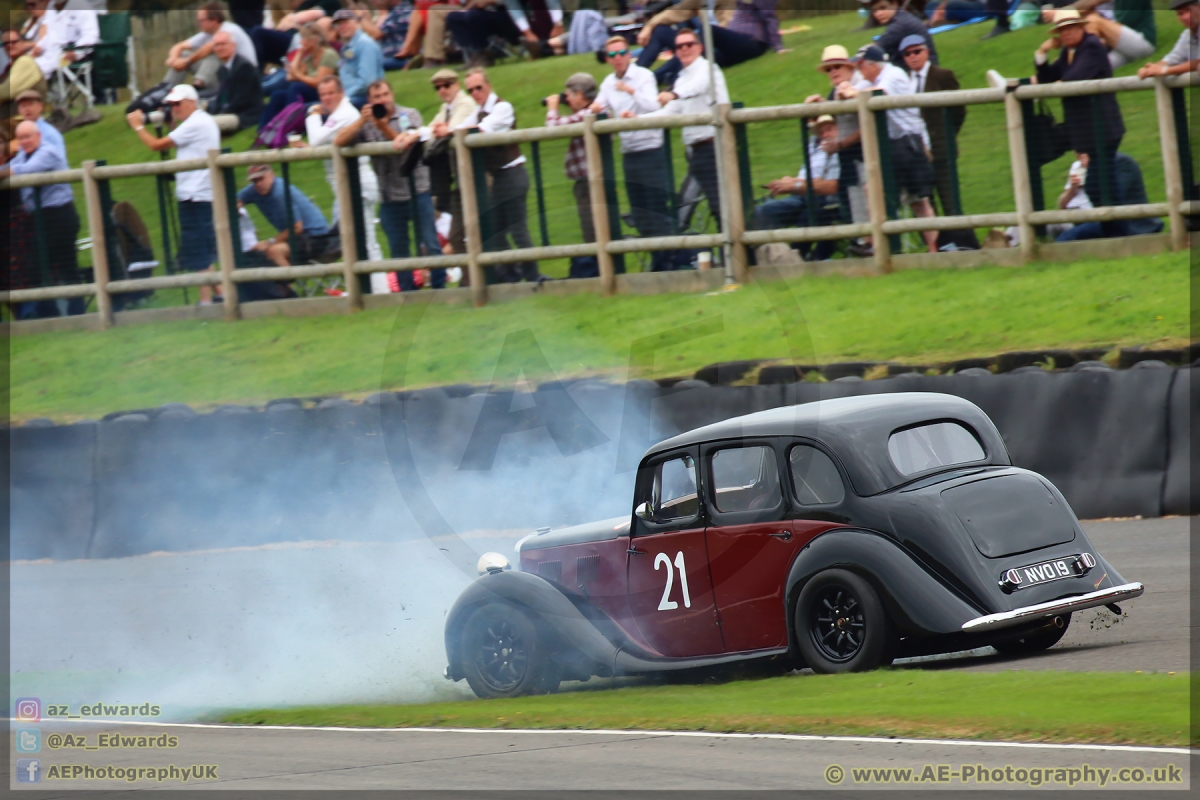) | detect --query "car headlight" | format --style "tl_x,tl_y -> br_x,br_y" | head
477,552 -> 511,575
